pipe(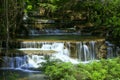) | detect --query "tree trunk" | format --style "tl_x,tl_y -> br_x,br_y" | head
5,0 -> 9,55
